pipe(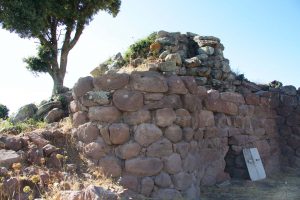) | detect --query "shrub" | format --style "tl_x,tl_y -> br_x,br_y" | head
0,104 -> 9,119
124,32 -> 157,63
0,118 -> 47,134
269,80 -> 283,88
